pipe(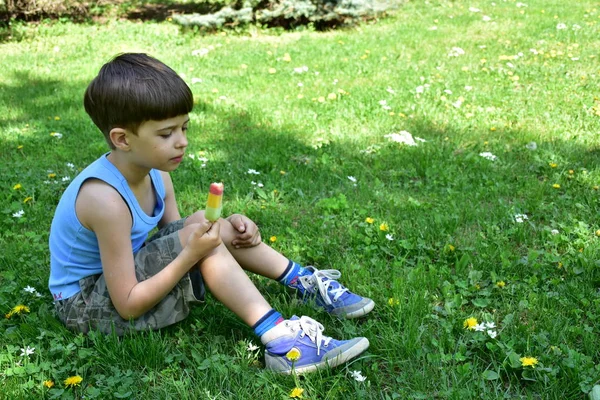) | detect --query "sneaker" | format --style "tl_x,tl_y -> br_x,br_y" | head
263,316 -> 369,374
292,267 -> 375,319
